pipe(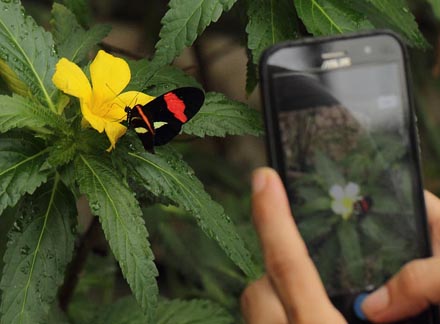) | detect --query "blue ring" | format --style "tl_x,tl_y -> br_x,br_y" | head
353,293 -> 369,321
